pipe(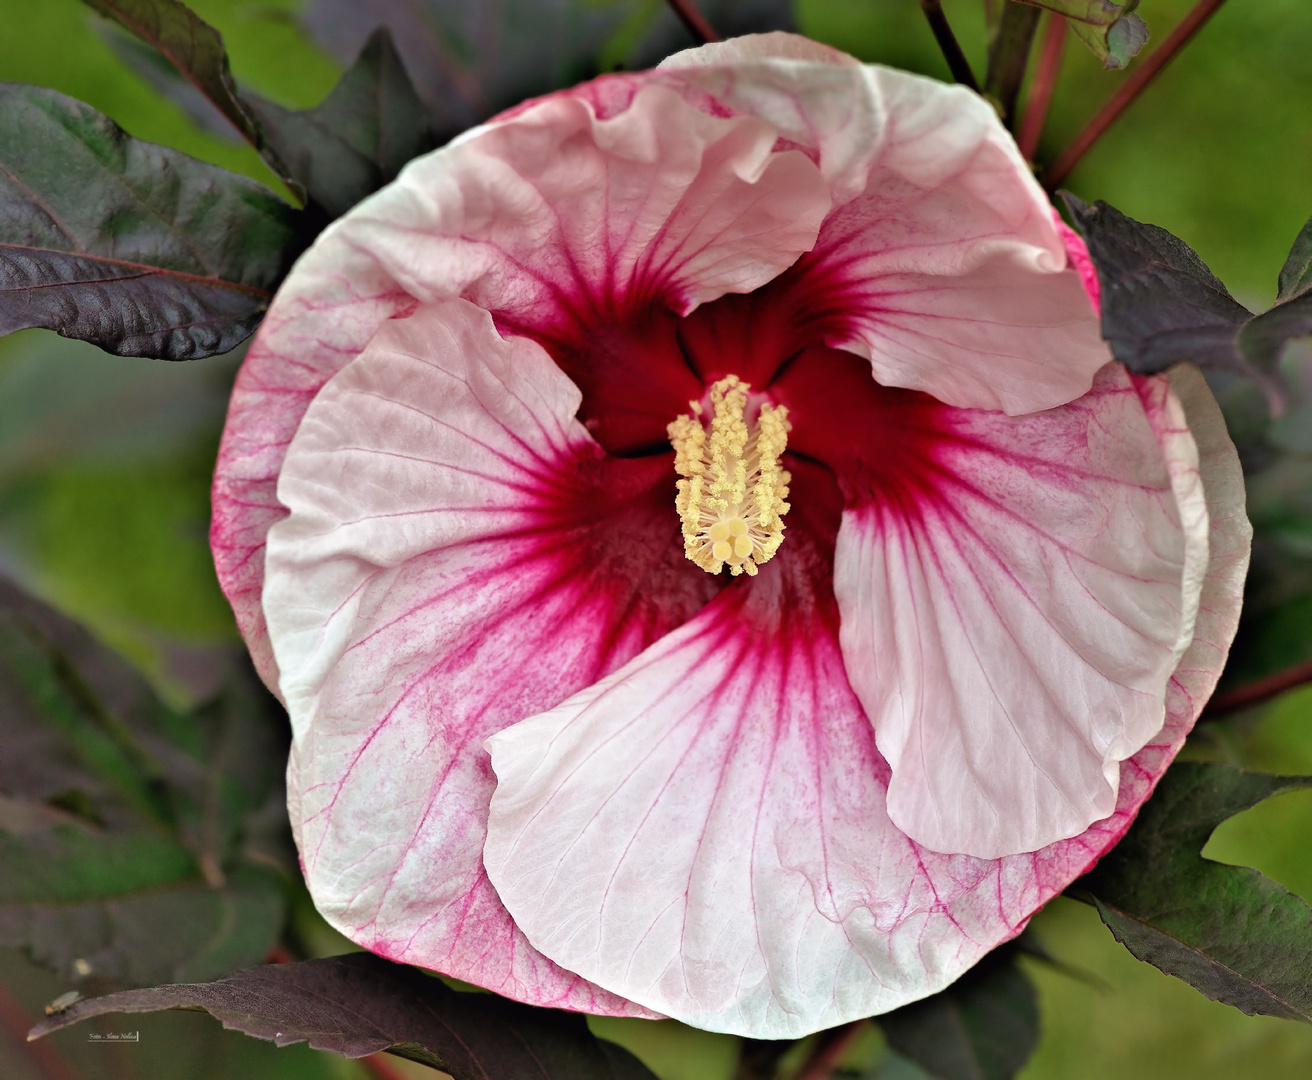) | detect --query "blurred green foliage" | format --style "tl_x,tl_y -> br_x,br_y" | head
0,330 -> 239,701
0,0 -> 341,197
2,1 -> 1312,1079
1025,897 -> 1312,1080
